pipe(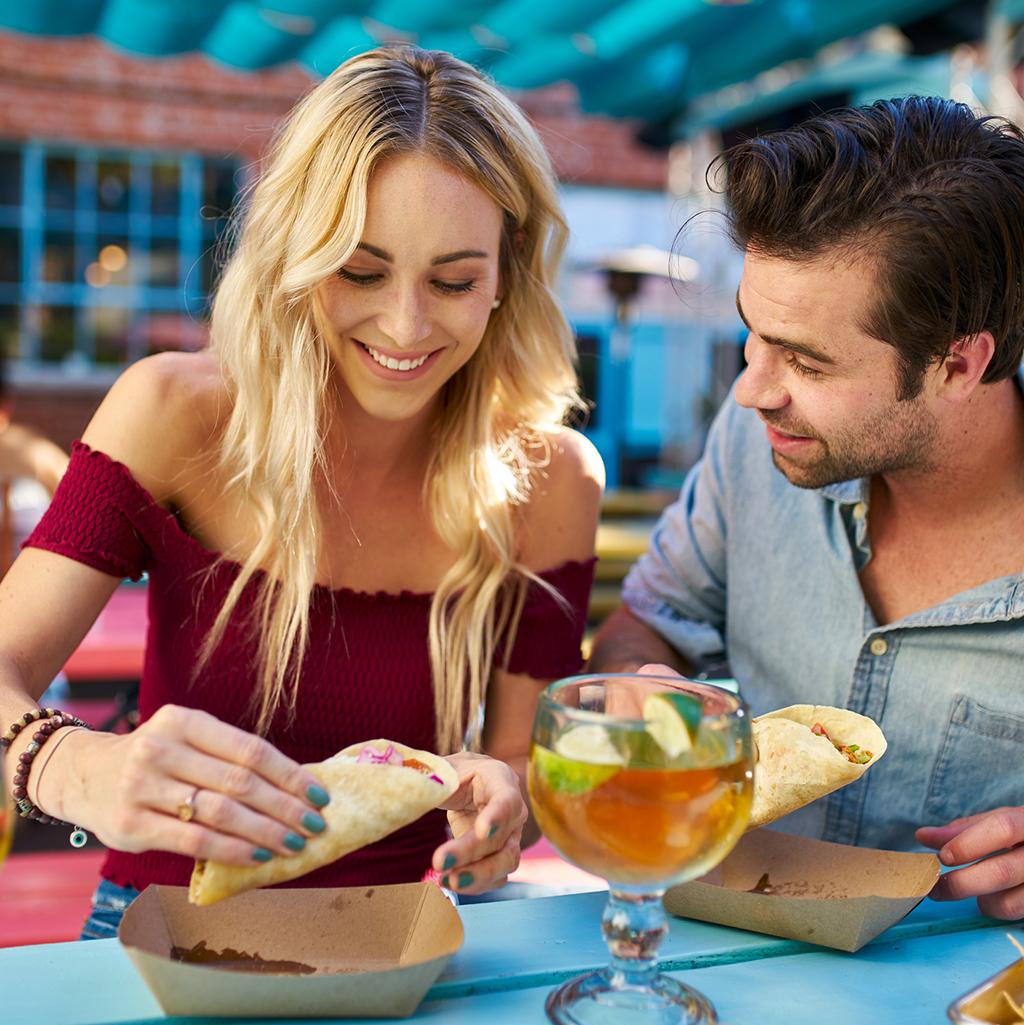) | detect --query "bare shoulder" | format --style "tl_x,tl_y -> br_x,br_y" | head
80,352 -> 229,505
519,427 -> 605,569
